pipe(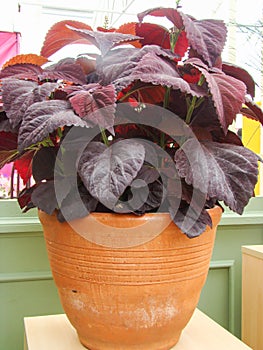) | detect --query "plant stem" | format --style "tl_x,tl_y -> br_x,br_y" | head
160,87 -> 171,149
185,75 -> 205,124
100,128 -> 109,146
163,87 -> 171,109
185,95 -> 197,124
